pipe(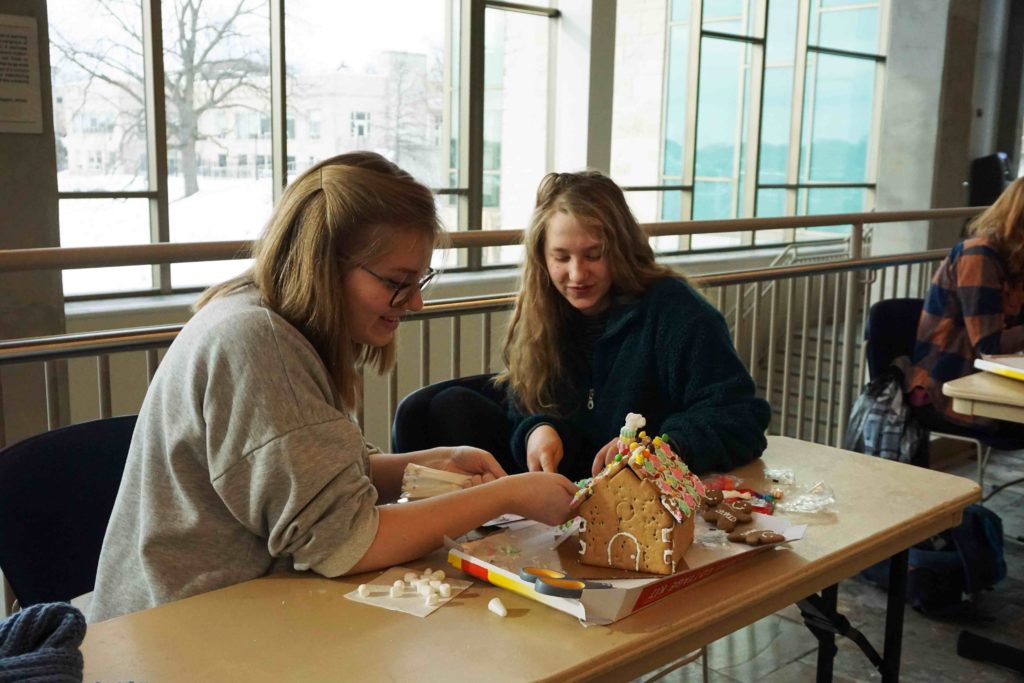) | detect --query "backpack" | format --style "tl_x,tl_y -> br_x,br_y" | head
860,504 -> 1006,616
843,366 -> 927,465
